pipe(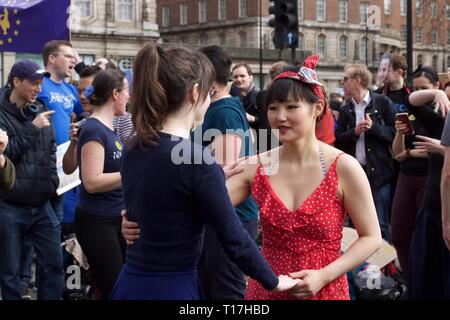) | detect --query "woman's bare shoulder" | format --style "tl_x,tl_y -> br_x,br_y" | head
234,147 -> 283,182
